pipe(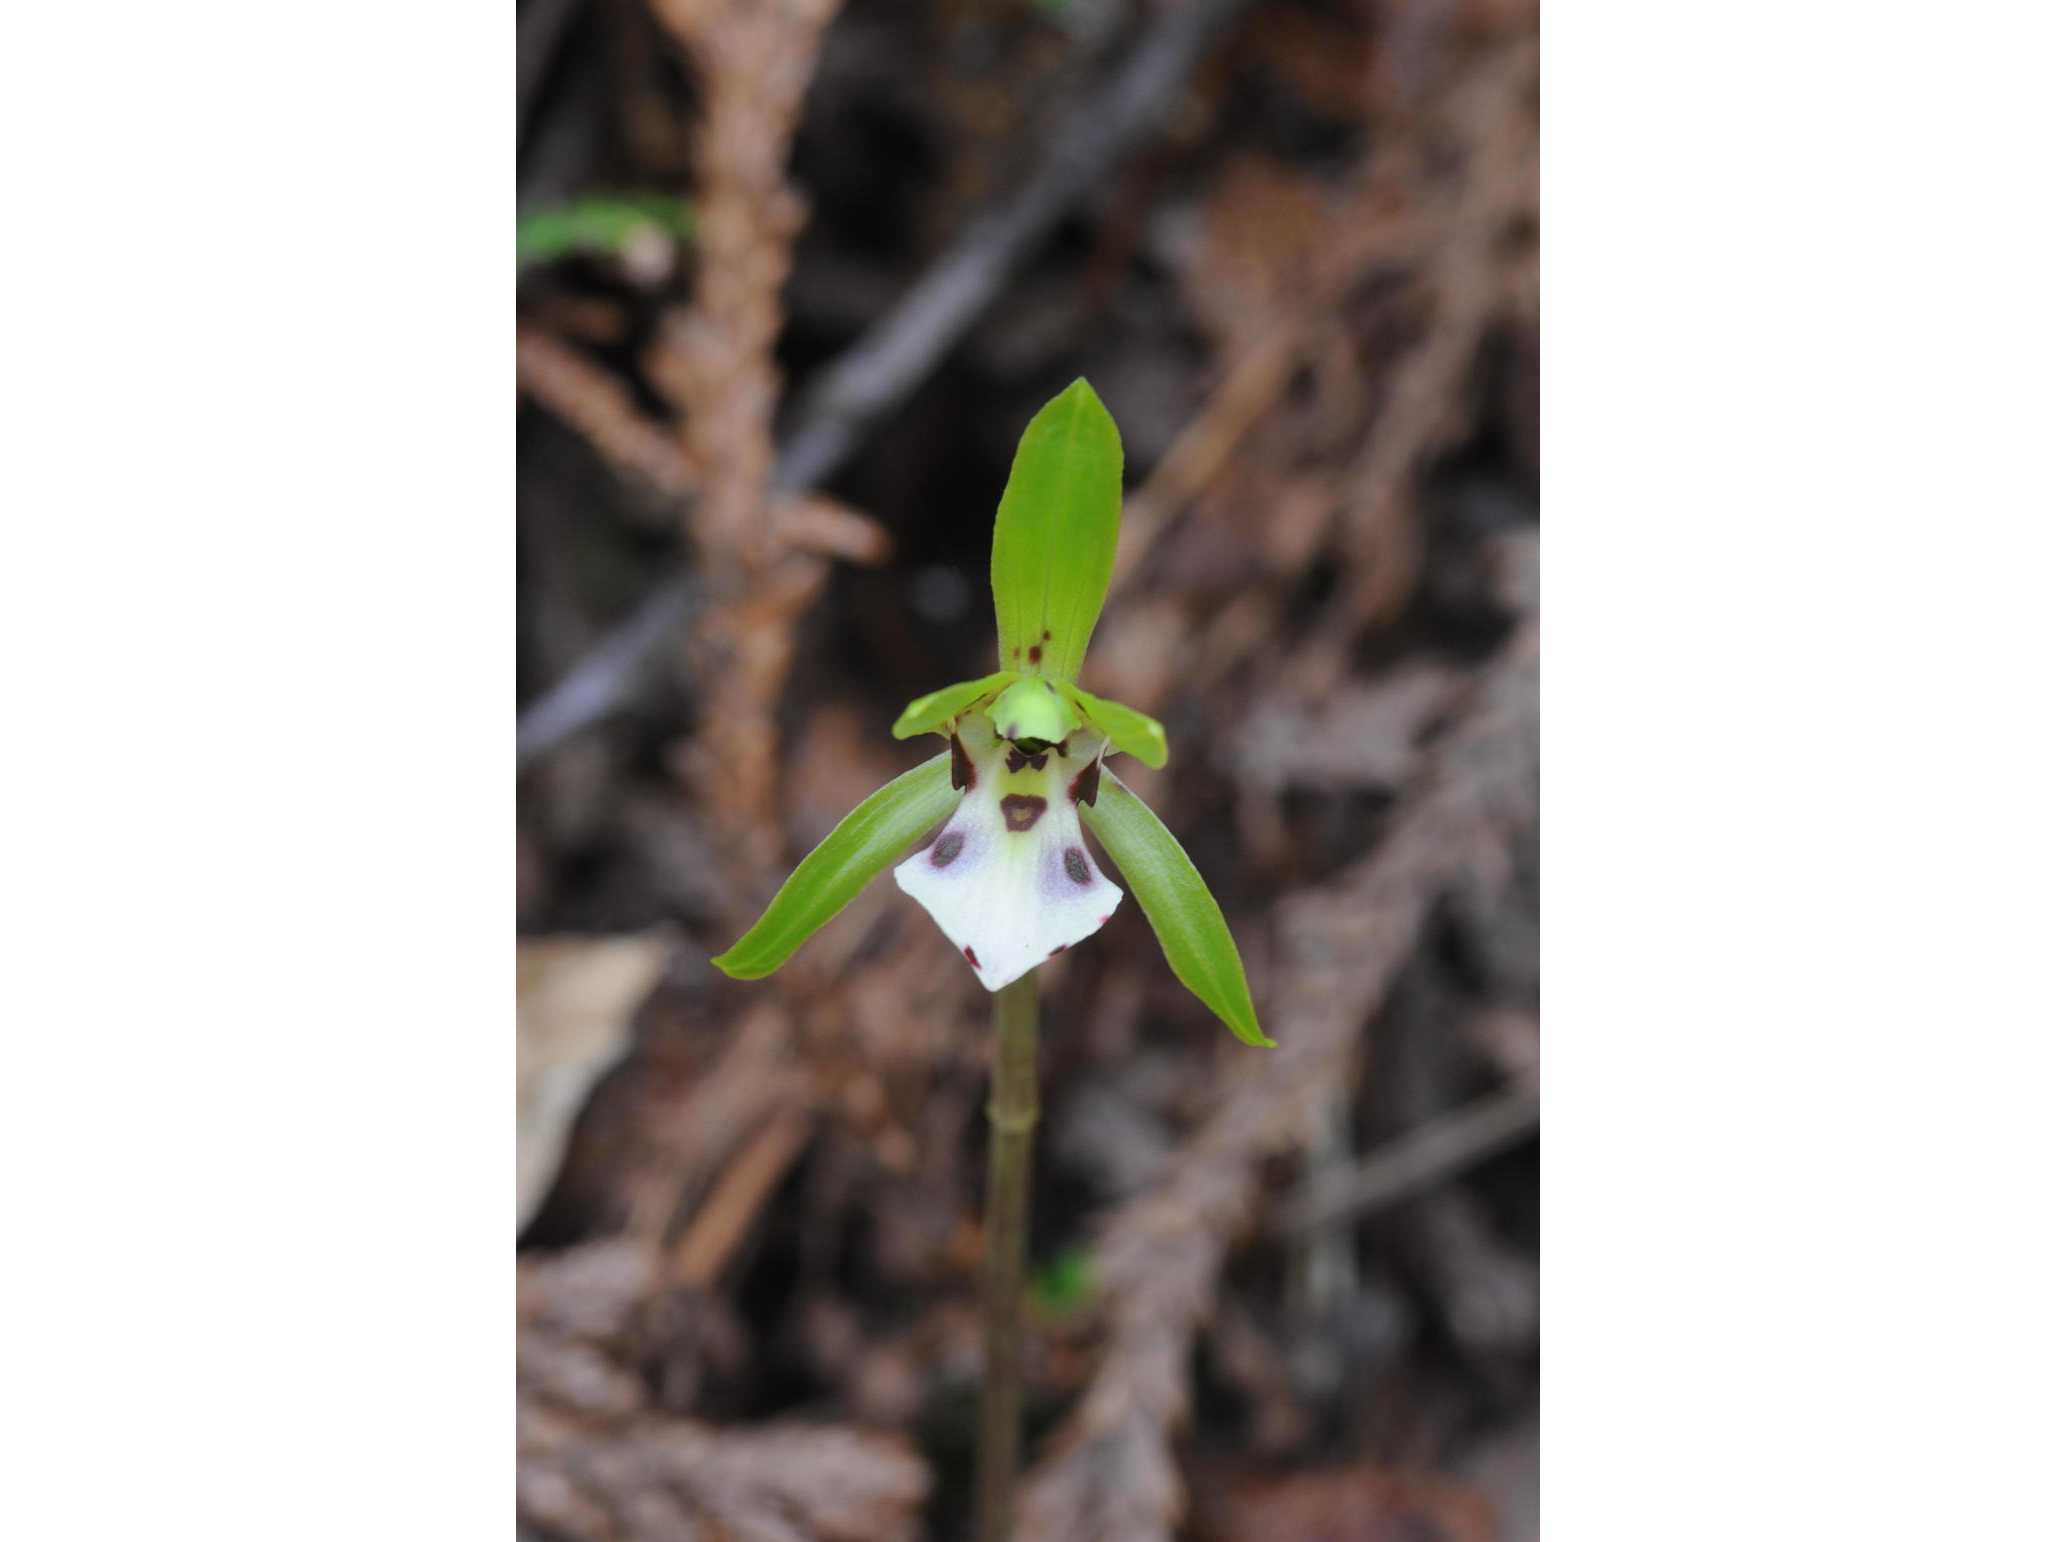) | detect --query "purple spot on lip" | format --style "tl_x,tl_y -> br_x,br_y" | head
964,946 -> 981,969
931,831 -> 965,868
1064,848 -> 1091,886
